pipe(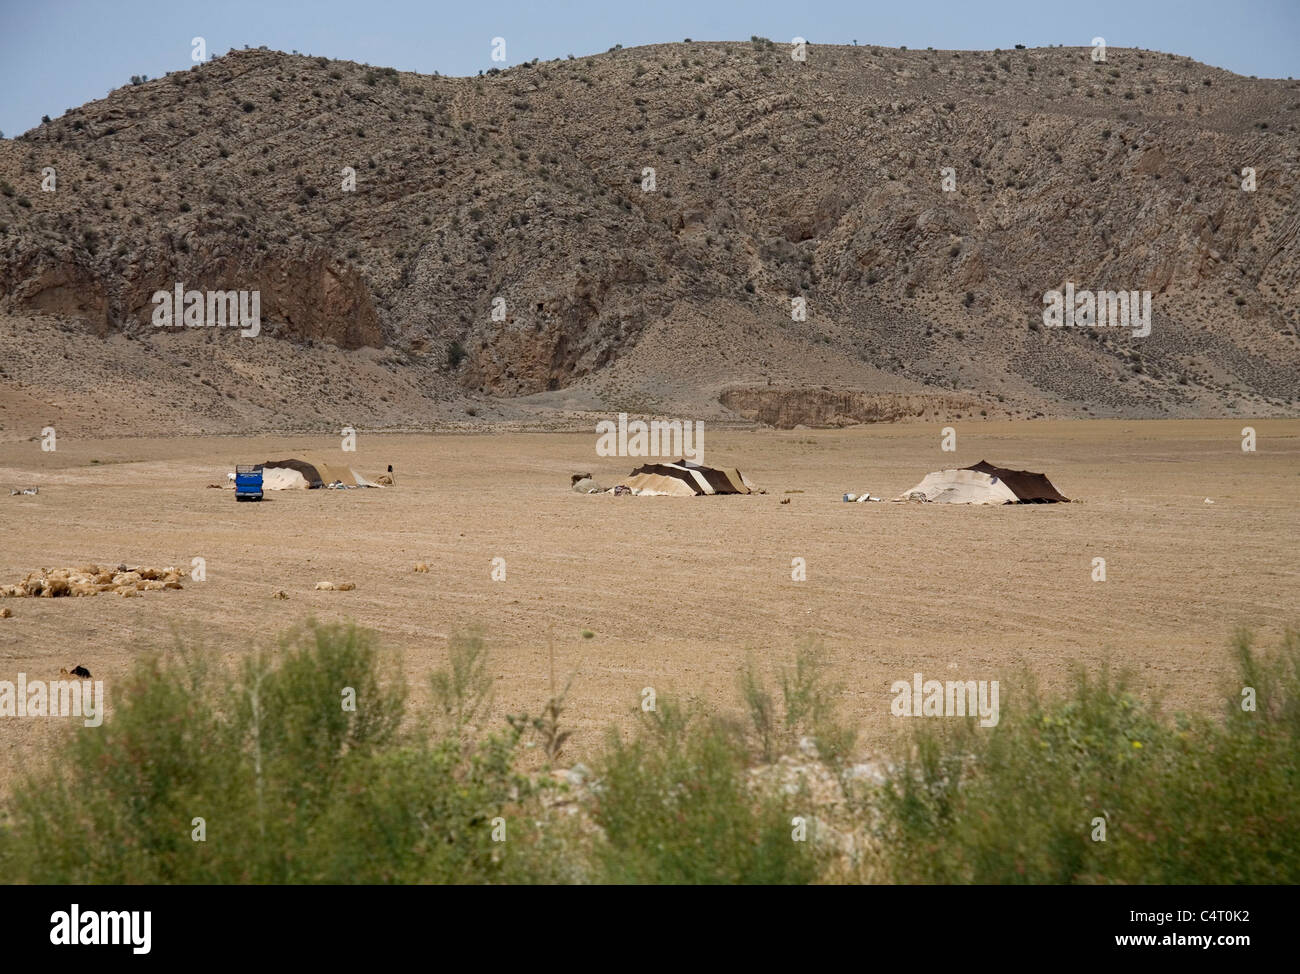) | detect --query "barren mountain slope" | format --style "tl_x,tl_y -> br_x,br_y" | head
1,40 -> 1298,435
